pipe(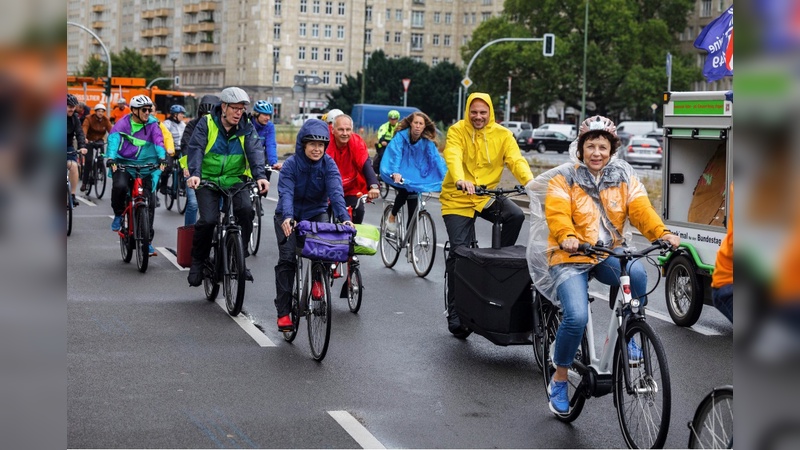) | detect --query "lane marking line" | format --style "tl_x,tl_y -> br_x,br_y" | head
588,290 -> 721,336
158,247 -> 189,271
328,411 -> 385,449
214,298 -> 277,347
75,196 -> 97,206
